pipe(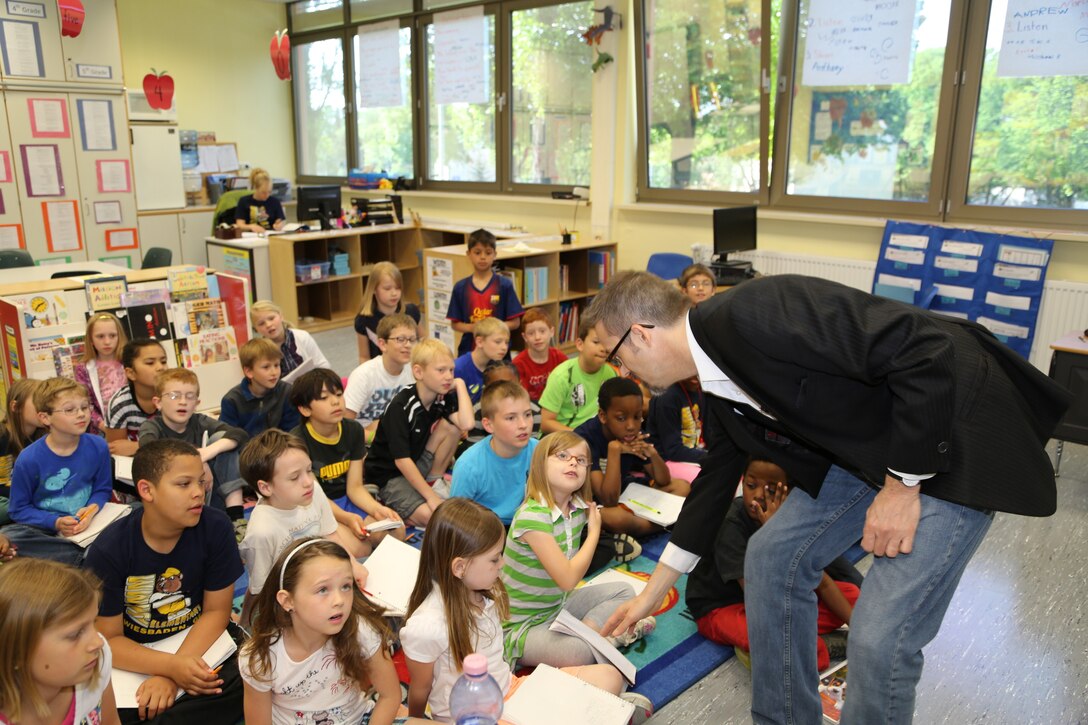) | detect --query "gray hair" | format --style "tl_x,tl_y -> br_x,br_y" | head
583,270 -> 691,337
